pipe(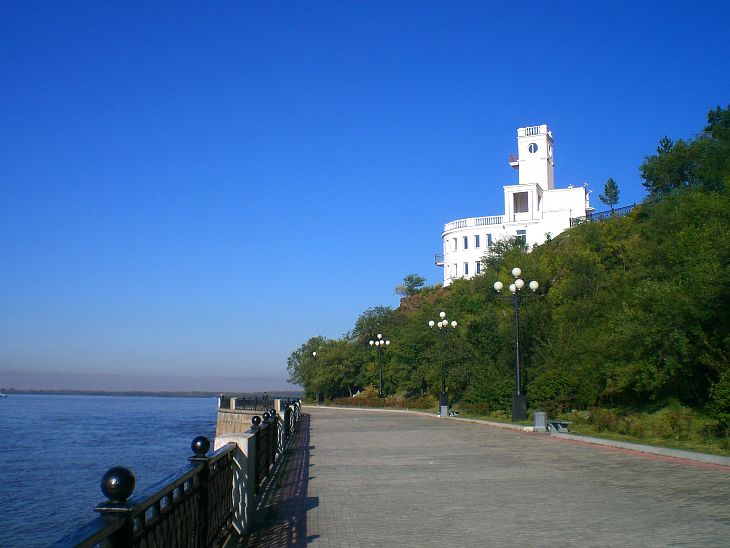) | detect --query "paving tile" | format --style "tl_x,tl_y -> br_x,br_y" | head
241,408 -> 730,547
